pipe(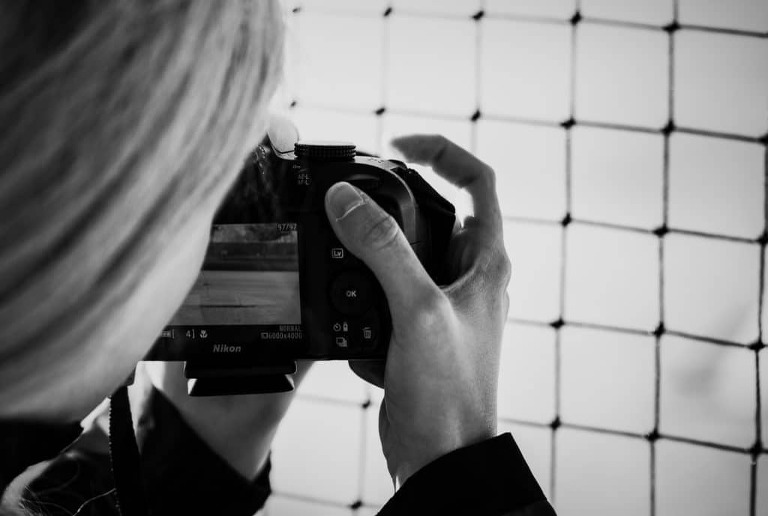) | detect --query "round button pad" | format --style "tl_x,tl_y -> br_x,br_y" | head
329,270 -> 375,316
